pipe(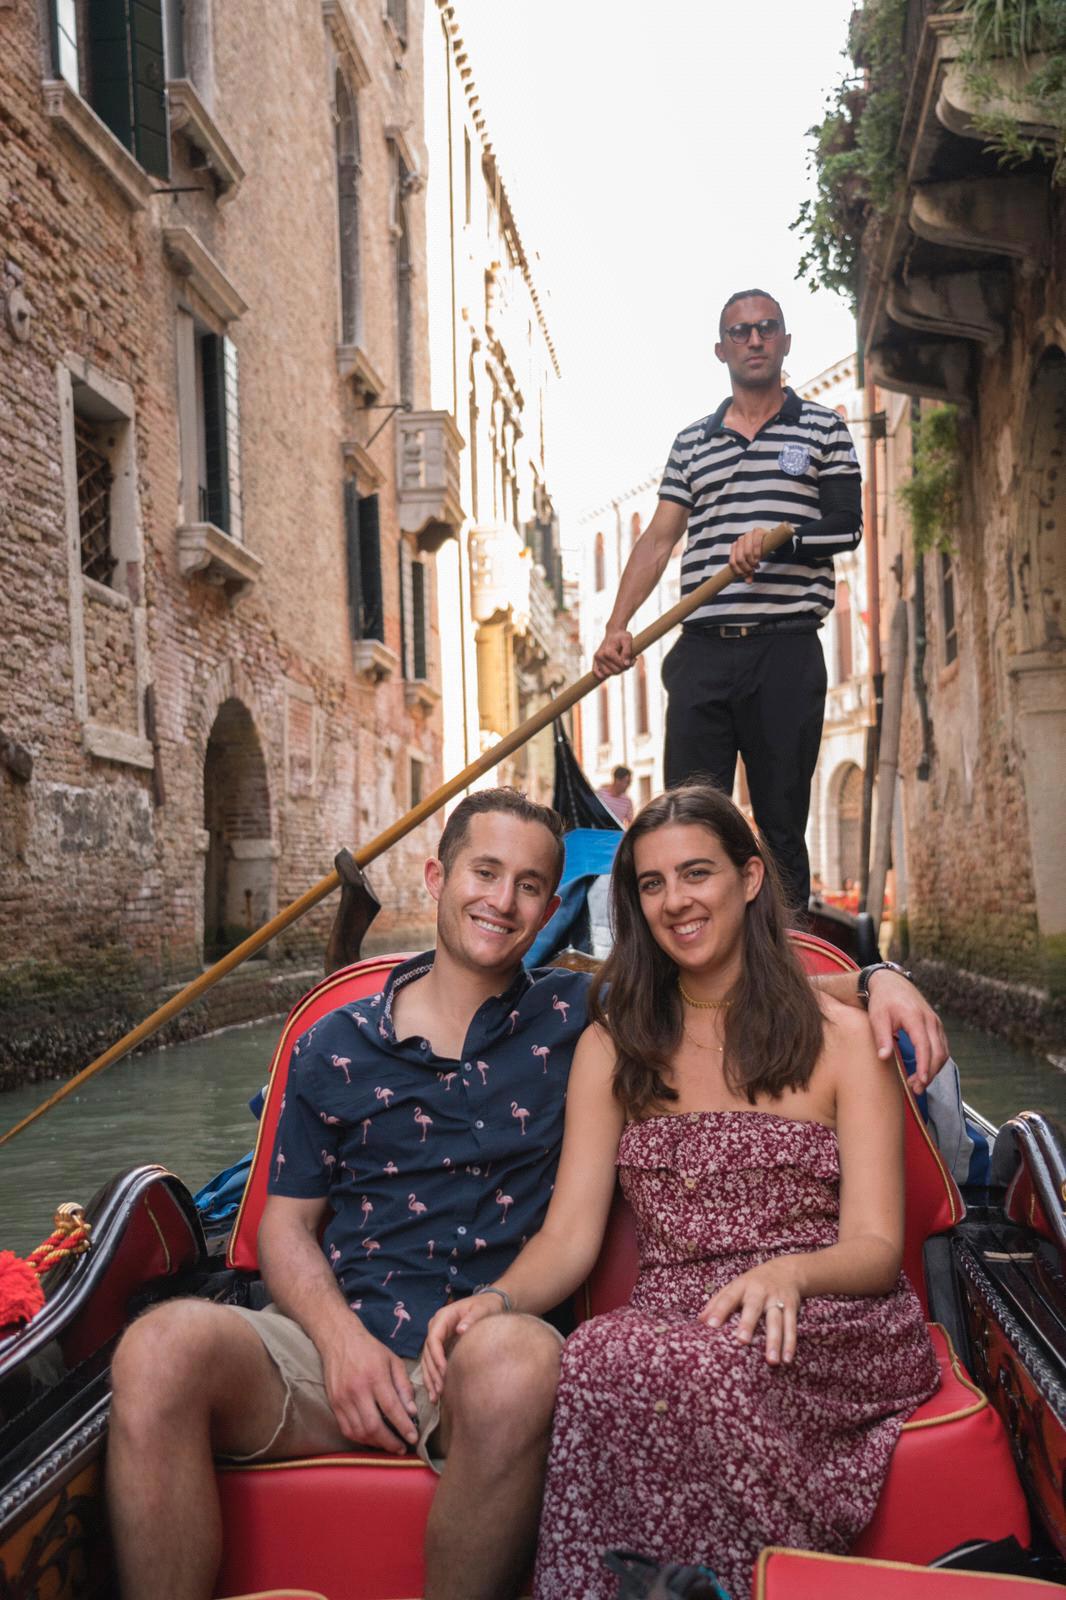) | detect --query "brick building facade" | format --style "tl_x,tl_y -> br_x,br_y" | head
0,0 -> 459,1081
423,0 -> 579,809
855,1 -> 1066,1047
